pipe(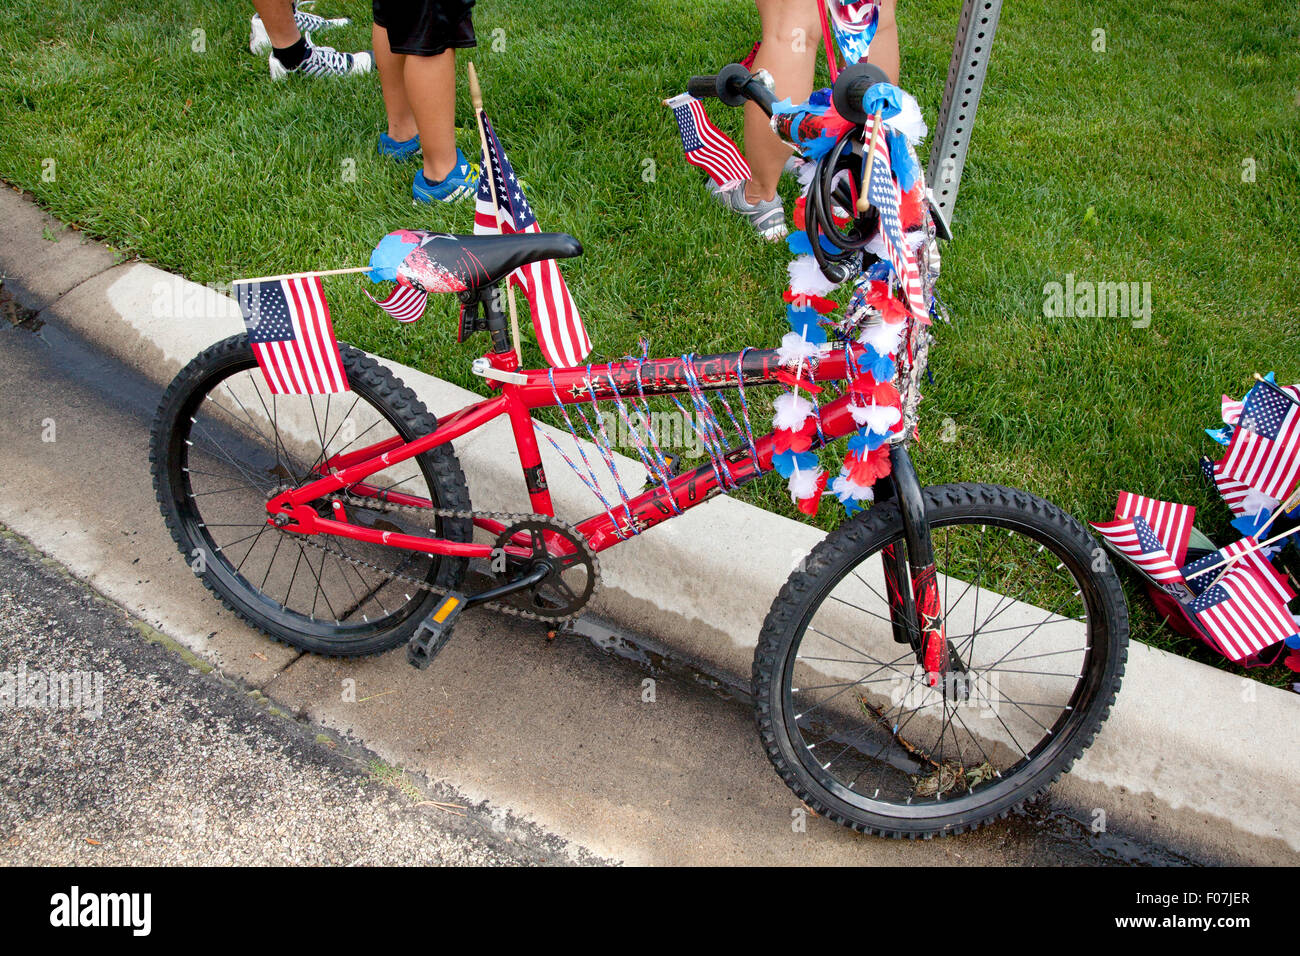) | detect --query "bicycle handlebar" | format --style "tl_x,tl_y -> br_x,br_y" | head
687,61 -> 893,124
686,63 -> 779,116
830,62 -> 892,124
